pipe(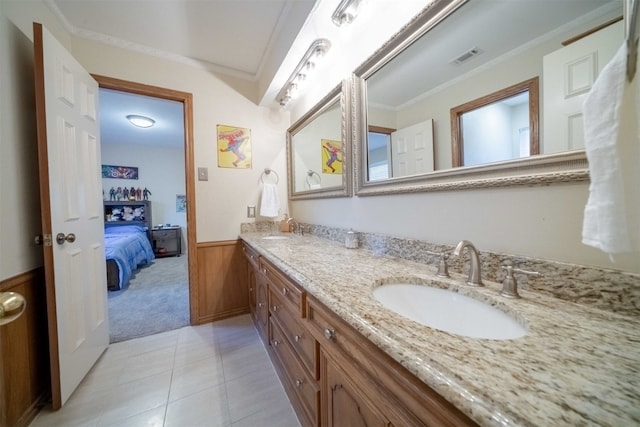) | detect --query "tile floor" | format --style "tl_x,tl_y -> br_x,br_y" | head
31,315 -> 301,427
